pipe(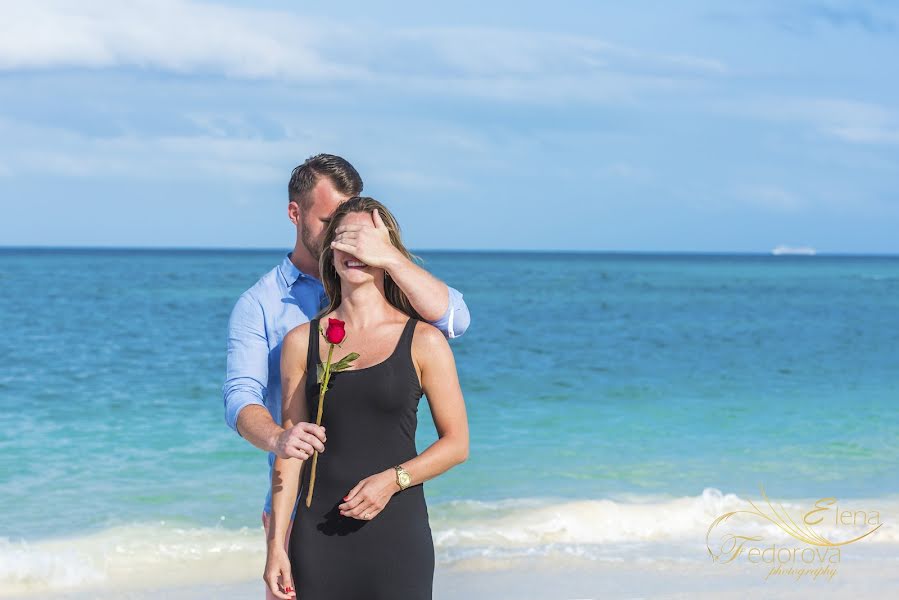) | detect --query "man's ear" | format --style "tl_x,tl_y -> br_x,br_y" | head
288,200 -> 301,225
